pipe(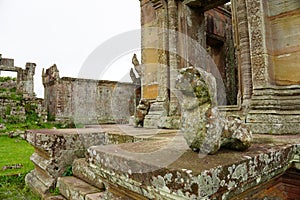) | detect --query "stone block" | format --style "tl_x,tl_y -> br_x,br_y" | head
45,195 -> 67,200
57,176 -> 100,200
73,158 -> 105,190
25,170 -> 51,198
85,193 -> 105,200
